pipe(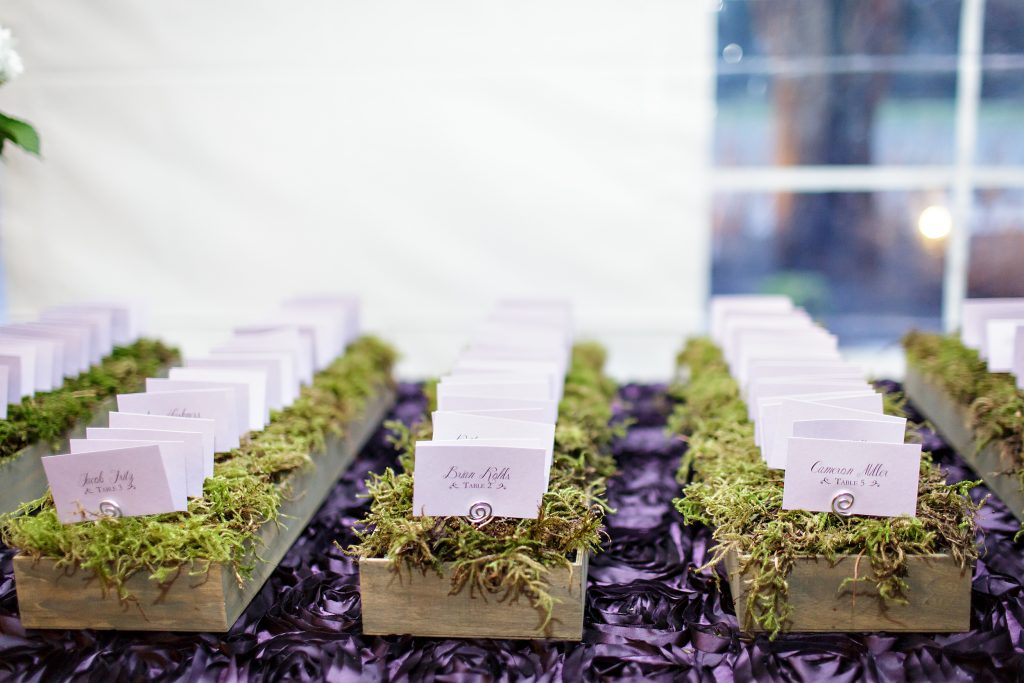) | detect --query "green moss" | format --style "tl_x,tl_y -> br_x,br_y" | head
670,337 -> 982,638
0,339 -> 181,466
904,331 -> 1024,487
348,342 -> 620,630
1,336 -> 397,598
